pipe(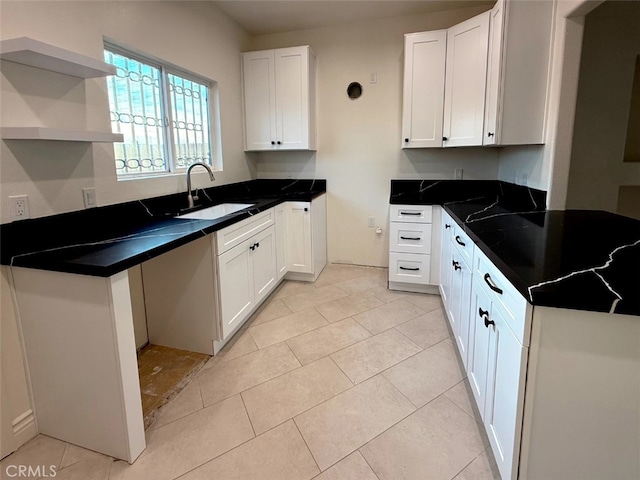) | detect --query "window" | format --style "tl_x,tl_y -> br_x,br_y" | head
104,44 -> 217,178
